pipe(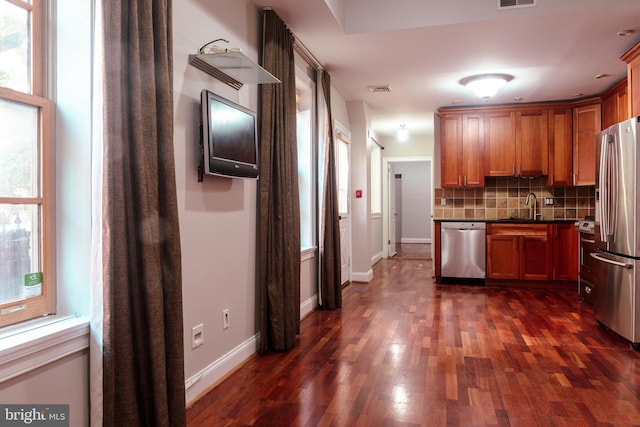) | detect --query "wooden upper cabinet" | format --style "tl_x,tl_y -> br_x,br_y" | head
516,109 -> 548,177
461,113 -> 484,187
440,113 -> 484,187
440,113 -> 463,187
484,109 -> 549,178
621,40 -> 640,118
573,102 -> 601,186
601,79 -> 629,129
547,107 -> 573,186
484,111 -> 516,176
